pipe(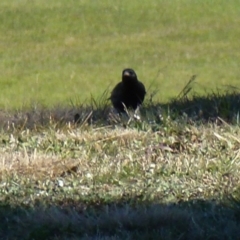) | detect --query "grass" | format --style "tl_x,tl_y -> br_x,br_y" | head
1,0 -> 240,108
1,0 -> 240,239
1,86 -> 240,239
